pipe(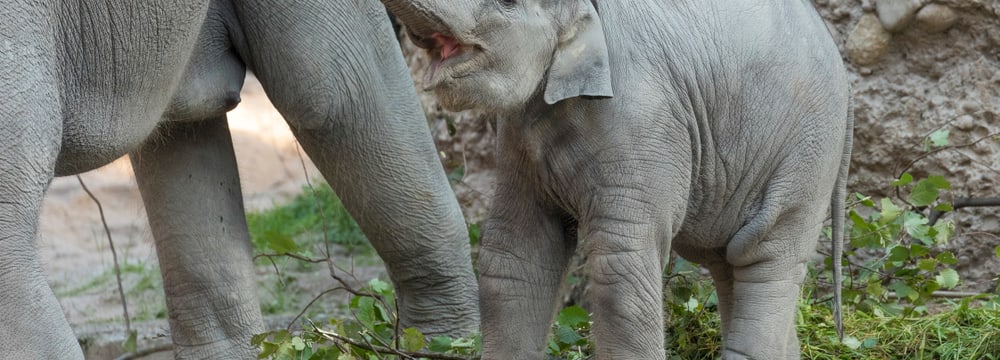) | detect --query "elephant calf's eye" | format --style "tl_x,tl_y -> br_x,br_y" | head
498,0 -> 516,7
